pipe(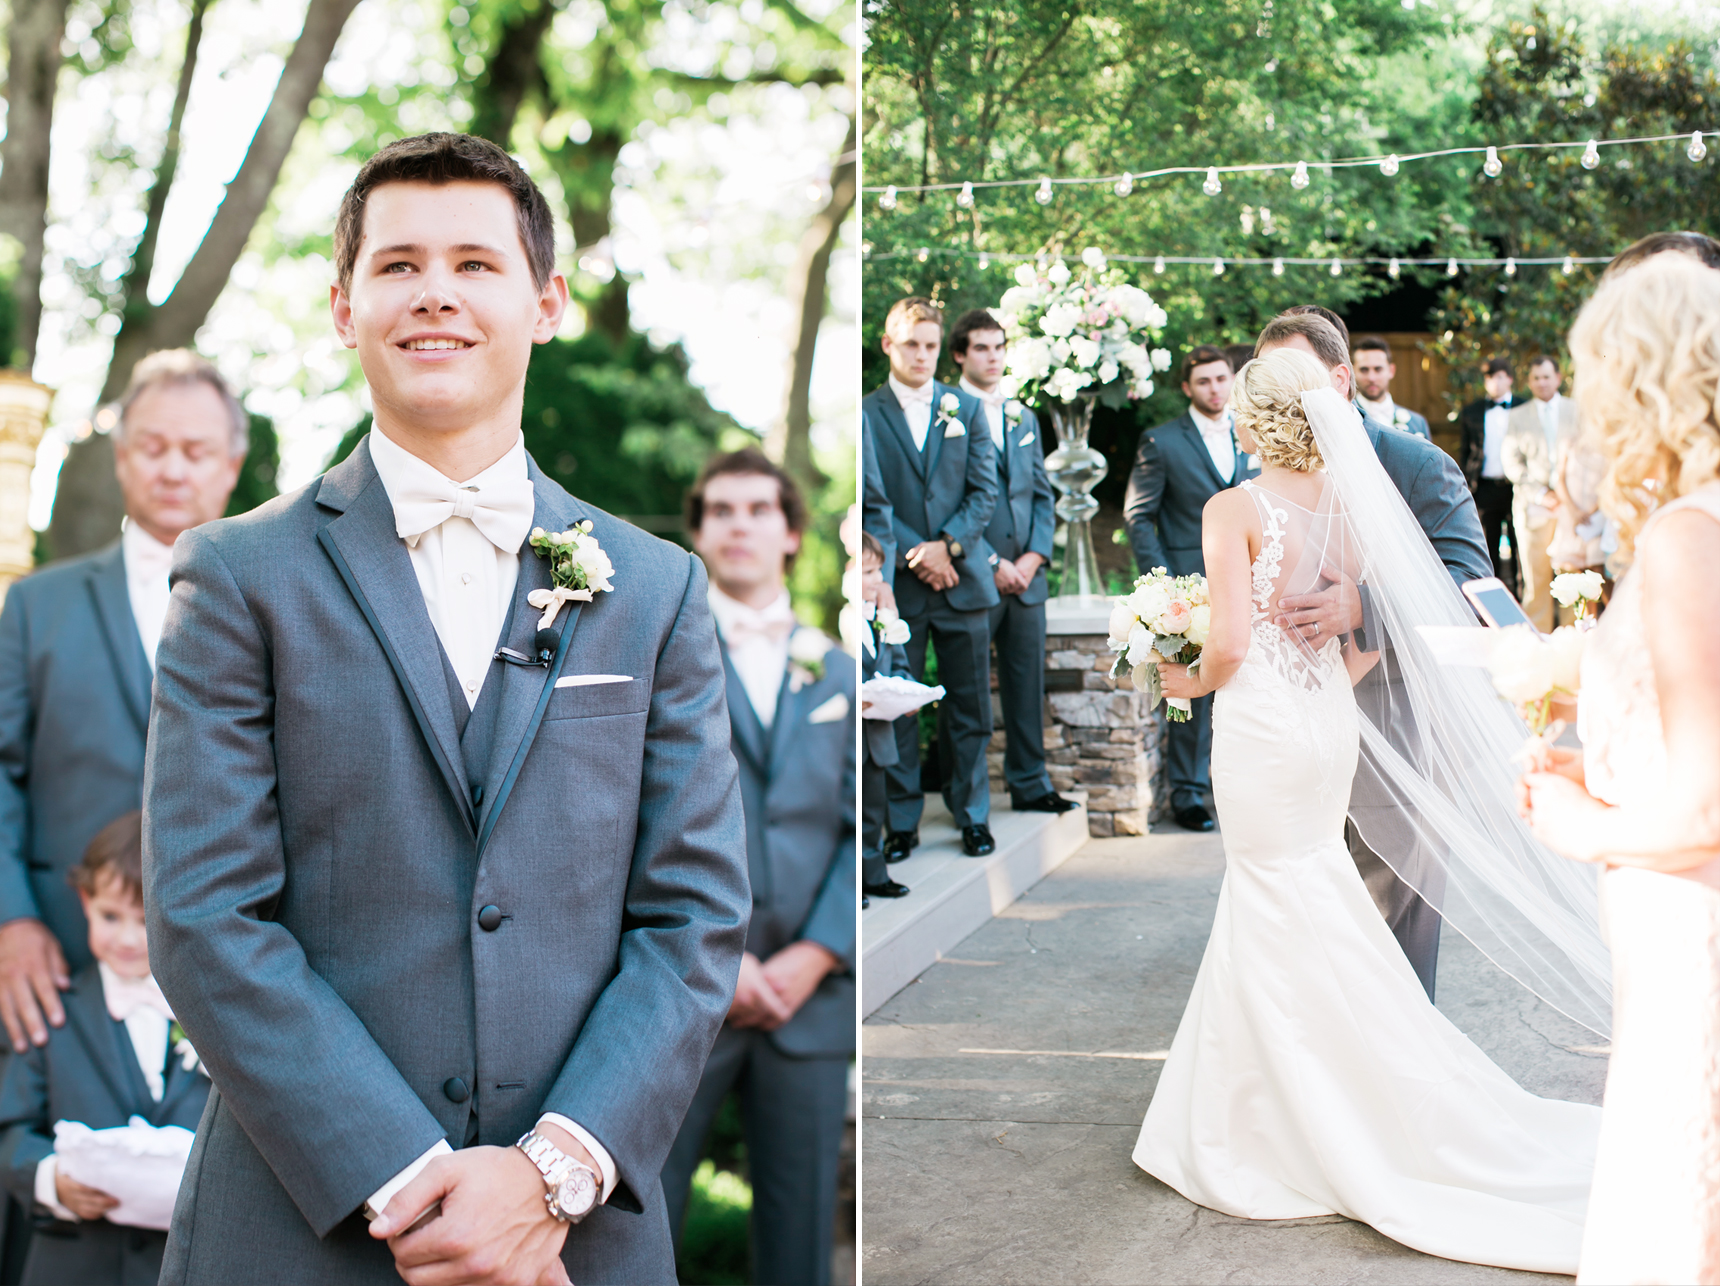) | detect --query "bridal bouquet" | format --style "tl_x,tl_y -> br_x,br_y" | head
1487,624 -> 1587,735
1106,569 -> 1211,722
993,255 -> 1172,407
